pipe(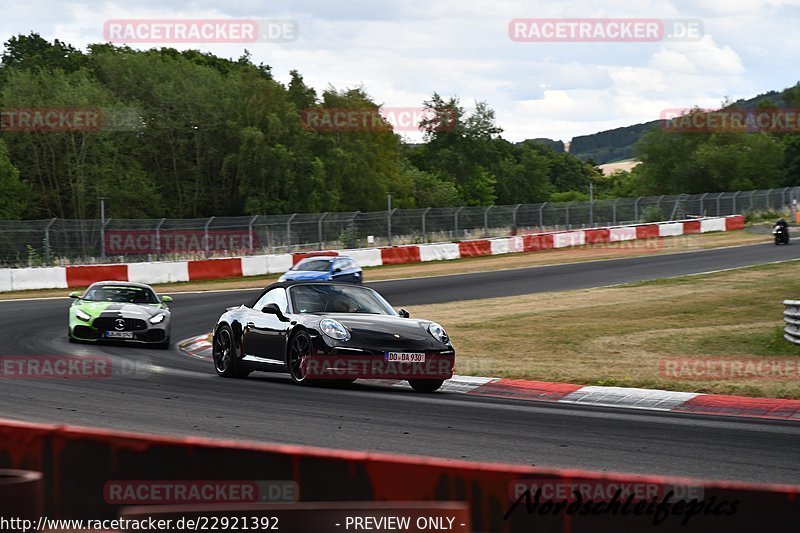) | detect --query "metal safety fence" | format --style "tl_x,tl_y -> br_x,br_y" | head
1,187 -> 798,267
